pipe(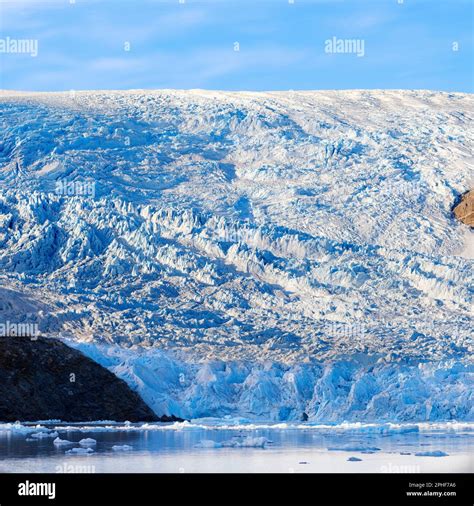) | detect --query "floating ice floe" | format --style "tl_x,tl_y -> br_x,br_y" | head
195,436 -> 270,449
194,440 -> 222,449
30,431 -> 59,439
65,447 -> 94,455
414,450 -> 448,457
39,420 -> 474,436
0,422 -> 47,434
79,438 -> 97,447
327,445 -> 381,452
223,436 -> 270,448
111,445 -> 133,451
53,437 -> 74,446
